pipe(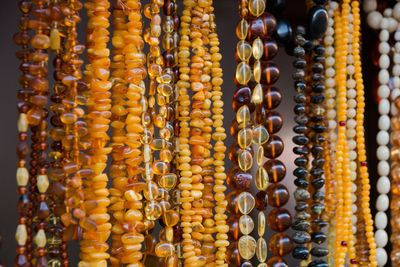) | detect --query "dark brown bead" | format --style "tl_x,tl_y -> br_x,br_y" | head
248,13 -> 277,40
261,62 -> 280,85
264,159 -> 286,183
233,86 -> 255,113
227,216 -> 241,240
268,208 -> 292,232
226,242 -> 241,266
227,166 -> 252,191
263,39 -> 279,60
263,86 -> 282,110
265,111 -> 283,134
226,191 -> 240,215
17,141 -> 29,159
267,183 -> 289,207
229,142 -> 253,165
163,0 -> 174,15
255,190 -> 268,211
269,233 -> 294,257
263,135 -> 284,158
